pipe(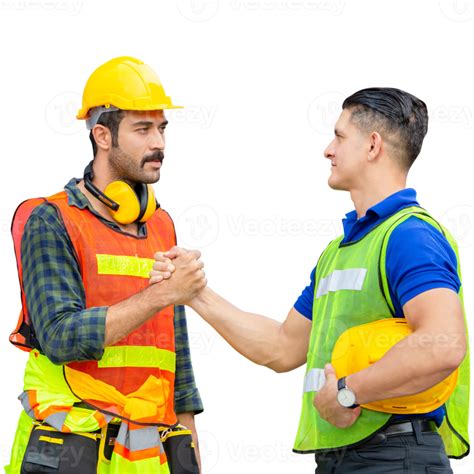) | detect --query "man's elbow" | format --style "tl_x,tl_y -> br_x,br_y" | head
269,362 -> 293,373
447,346 -> 467,372
267,356 -> 301,373
41,340 -> 104,366
42,348 -> 71,366
441,335 -> 467,372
